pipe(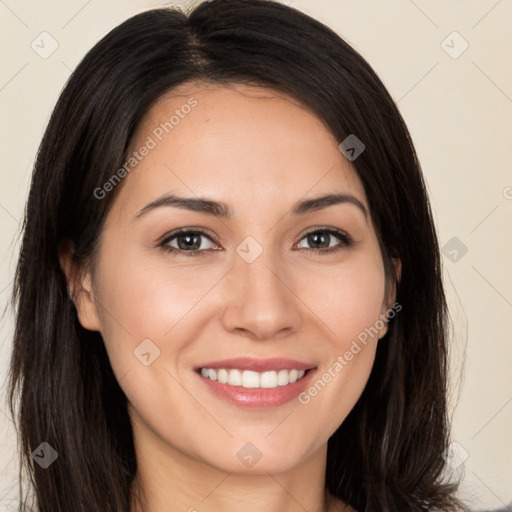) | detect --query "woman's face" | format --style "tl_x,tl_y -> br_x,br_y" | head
75,82 -> 398,475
